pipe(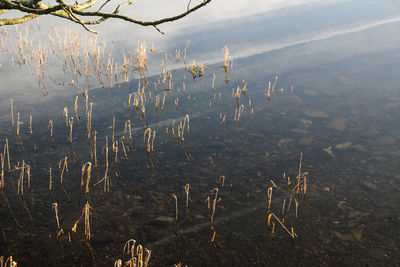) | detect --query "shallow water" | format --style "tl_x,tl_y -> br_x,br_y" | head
1,1 -> 400,266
